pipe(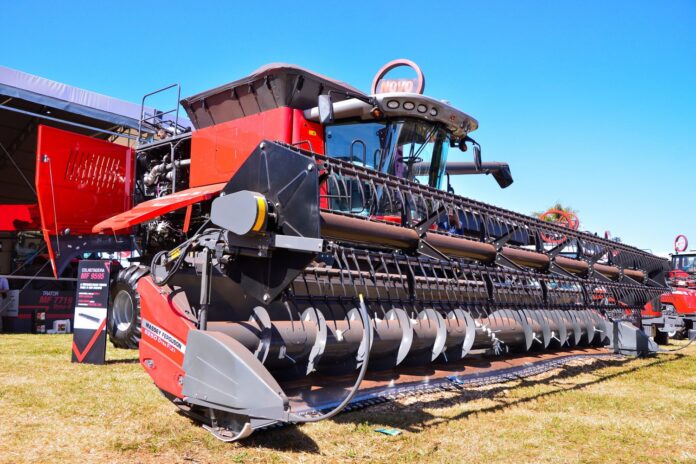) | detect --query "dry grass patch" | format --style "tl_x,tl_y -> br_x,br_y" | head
0,334 -> 694,463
